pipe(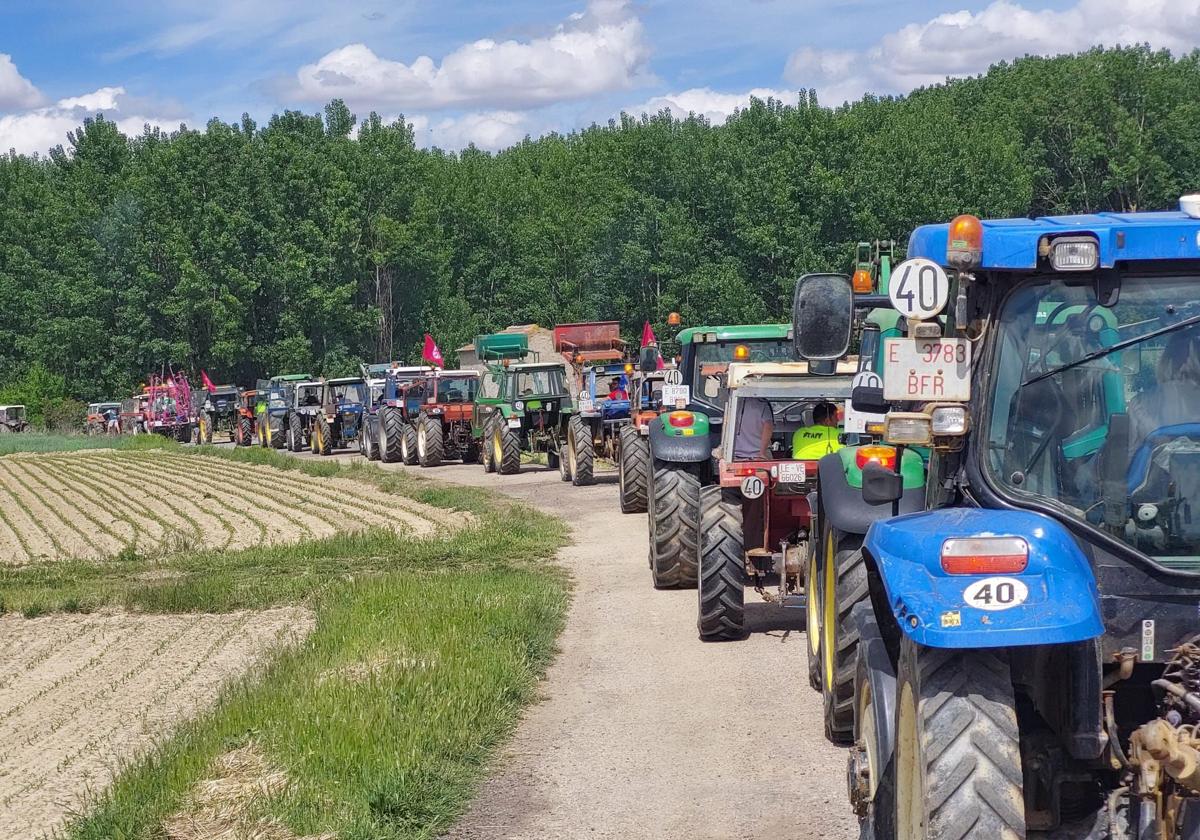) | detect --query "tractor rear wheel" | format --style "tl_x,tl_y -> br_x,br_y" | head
894,639 -> 1025,840
493,421 -> 521,475
288,411 -> 303,452
697,486 -> 746,641
365,421 -> 380,461
647,460 -> 701,588
481,419 -> 496,473
806,530 -> 823,692
821,536 -> 868,745
618,425 -> 649,513
237,416 -> 253,447
567,415 -> 594,486
269,416 -> 285,449
418,416 -> 443,467
401,422 -> 419,465
199,414 -> 214,444
379,407 -> 404,463
558,443 -> 571,481
313,415 -> 333,456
